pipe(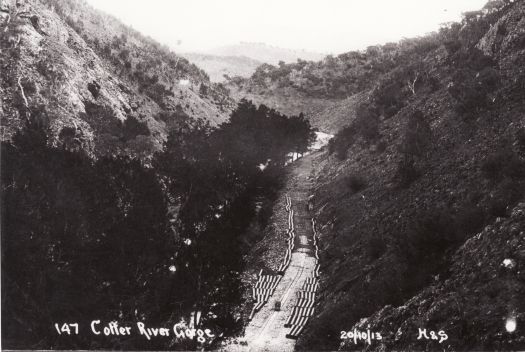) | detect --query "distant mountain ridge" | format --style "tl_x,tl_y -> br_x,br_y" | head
202,42 -> 326,64
181,42 -> 326,83
180,53 -> 262,82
